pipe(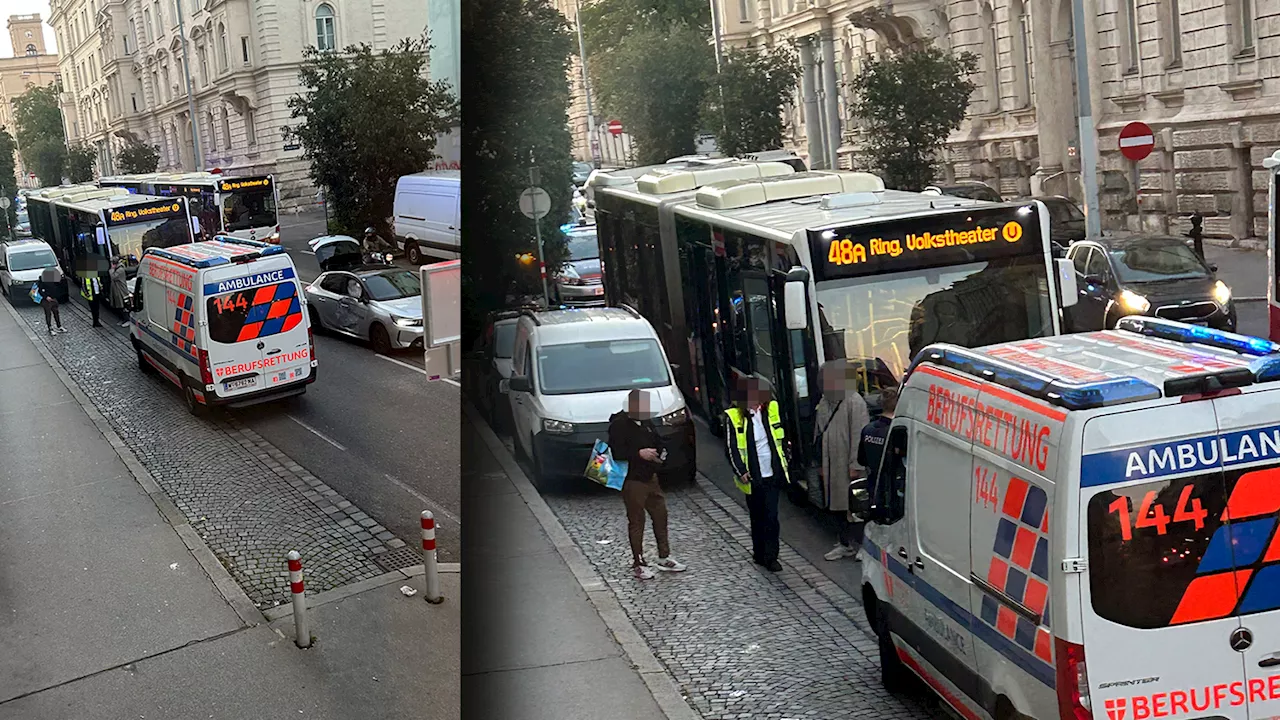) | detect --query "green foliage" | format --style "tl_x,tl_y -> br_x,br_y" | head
580,0 -> 709,57
703,44 -> 801,157
65,143 -> 97,182
285,35 -> 459,239
116,141 -> 161,173
0,127 -> 16,231
849,47 -> 977,191
463,0 -> 576,330
13,84 -> 66,186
